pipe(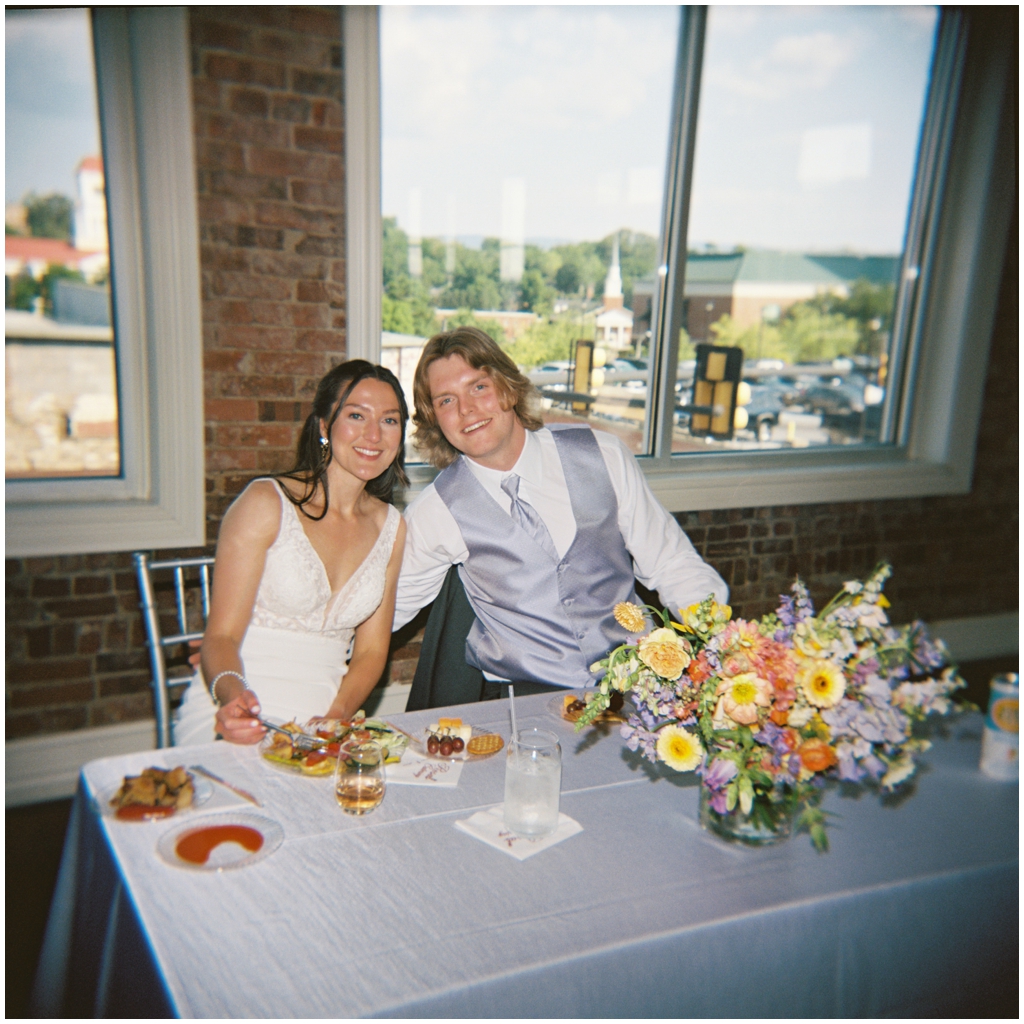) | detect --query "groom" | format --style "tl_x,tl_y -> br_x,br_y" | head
393,326 -> 728,706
